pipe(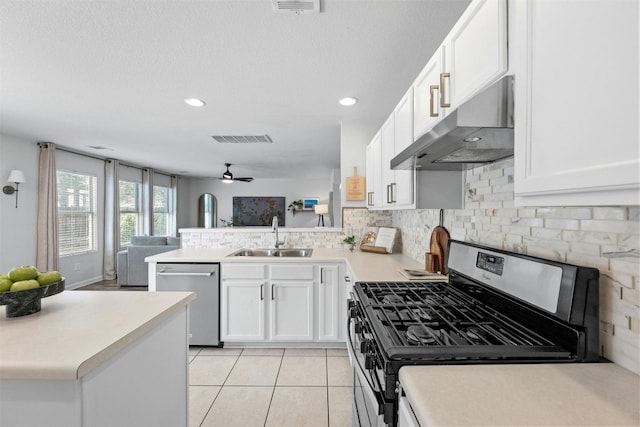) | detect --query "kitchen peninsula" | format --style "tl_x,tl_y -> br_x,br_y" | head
0,291 -> 195,427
